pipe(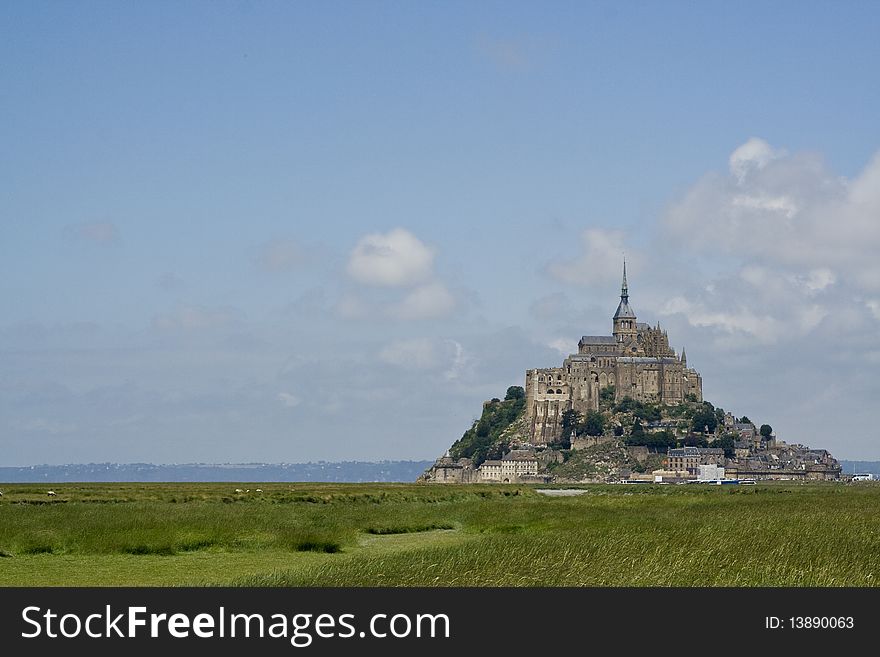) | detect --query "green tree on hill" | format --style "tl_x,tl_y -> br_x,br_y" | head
760,424 -> 773,438
550,408 -> 579,449
582,410 -> 605,436
505,386 -> 525,401
561,409 -> 581,438
681,433 -> 709,448
714,434 -> 736,458
691,403 -> 718,434
625,427 -> 675,451
449,392 -> 526,465
614,396 -> 661,422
